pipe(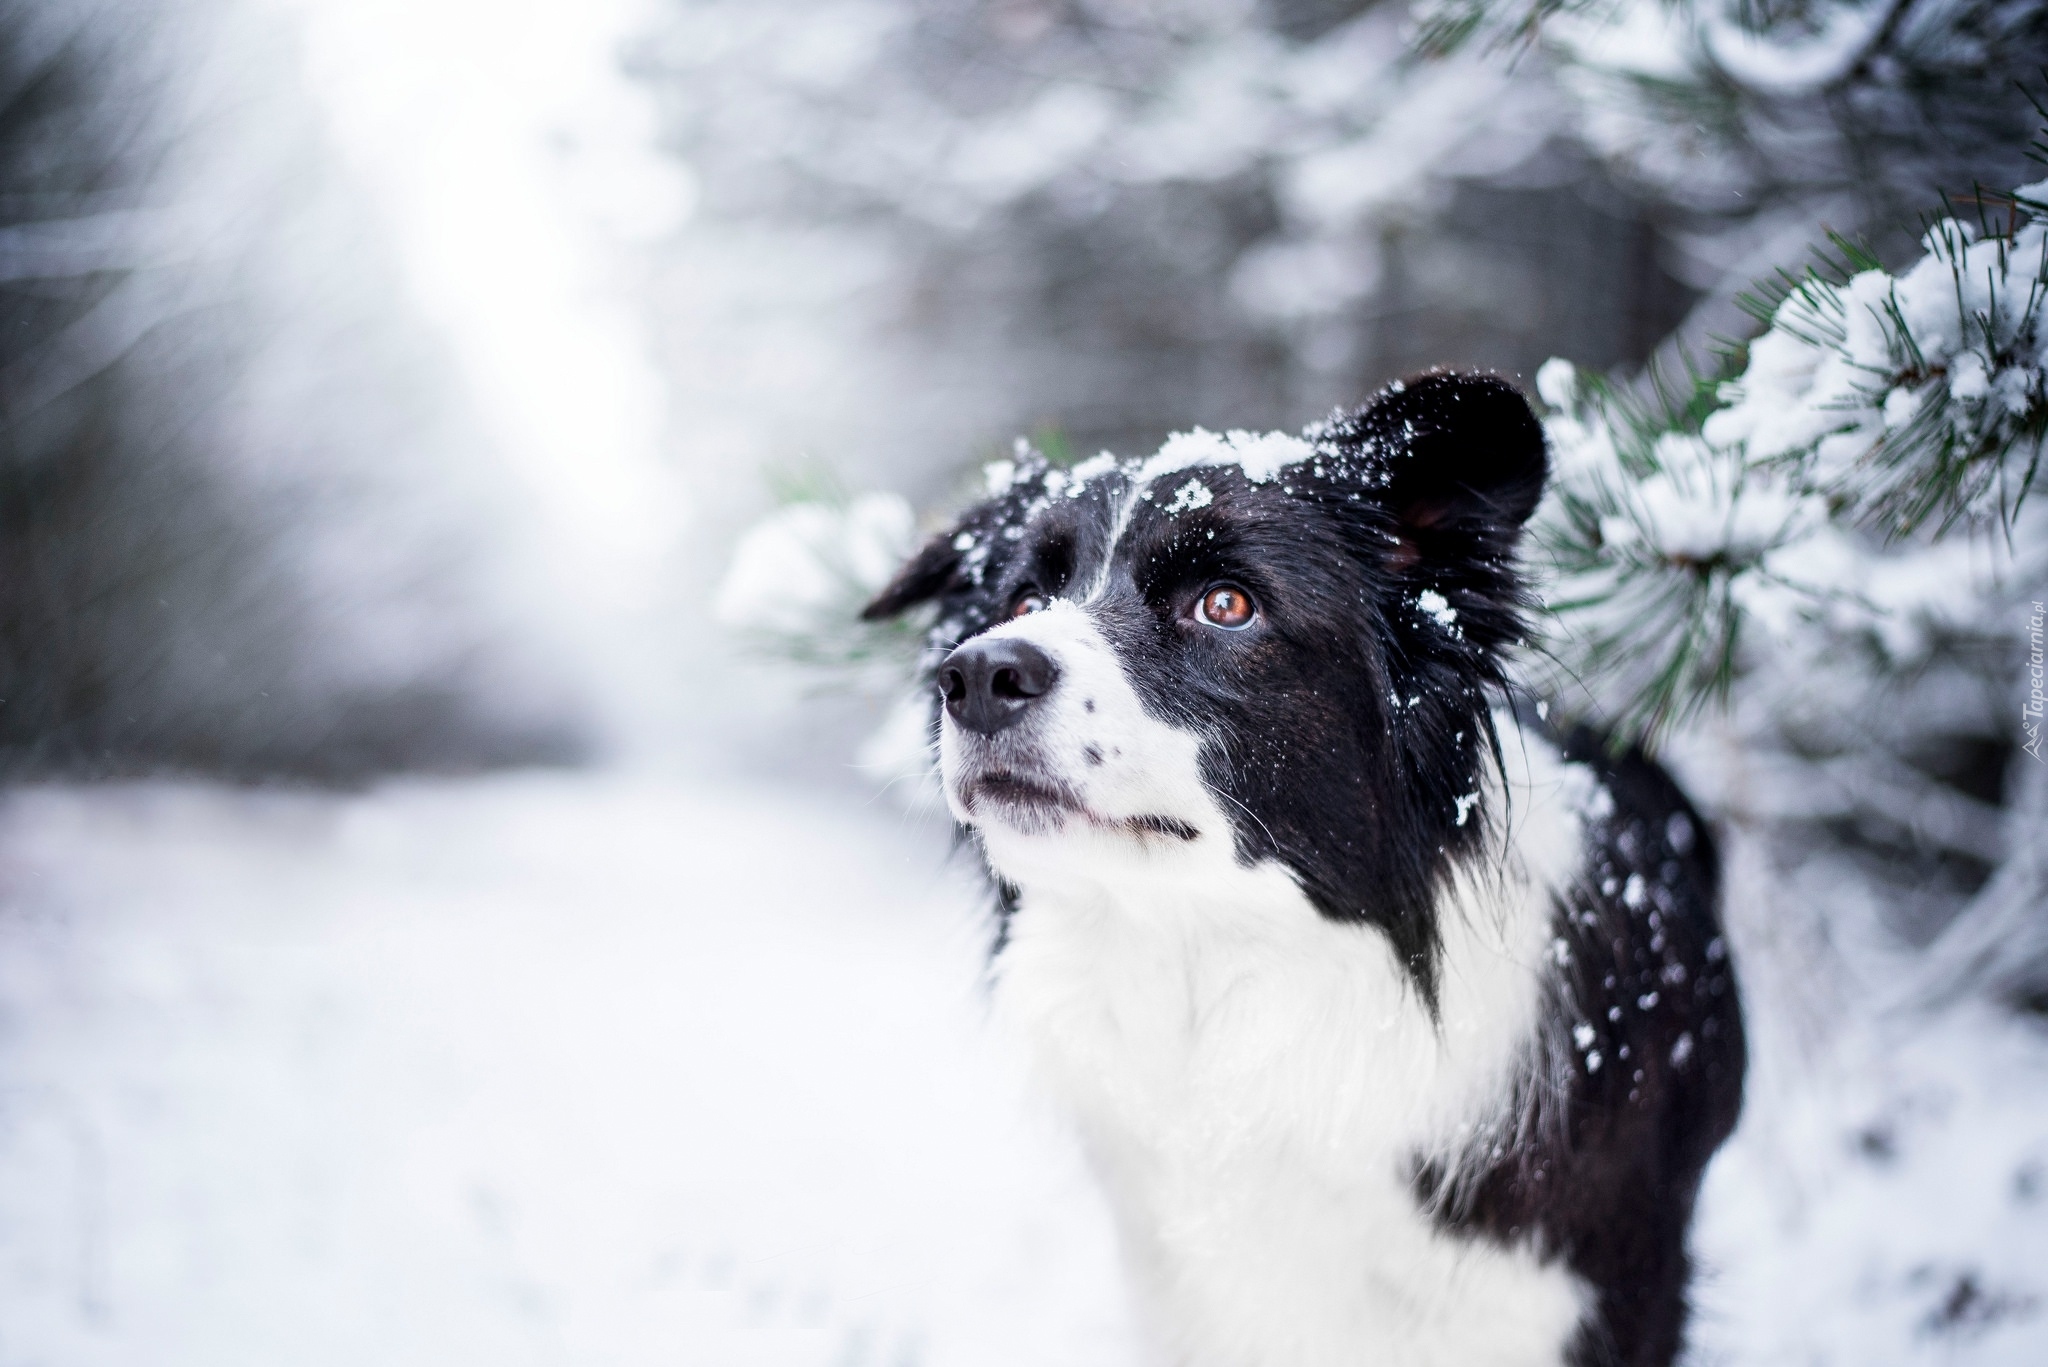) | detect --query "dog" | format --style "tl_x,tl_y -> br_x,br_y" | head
861,372 -> 1745,1367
